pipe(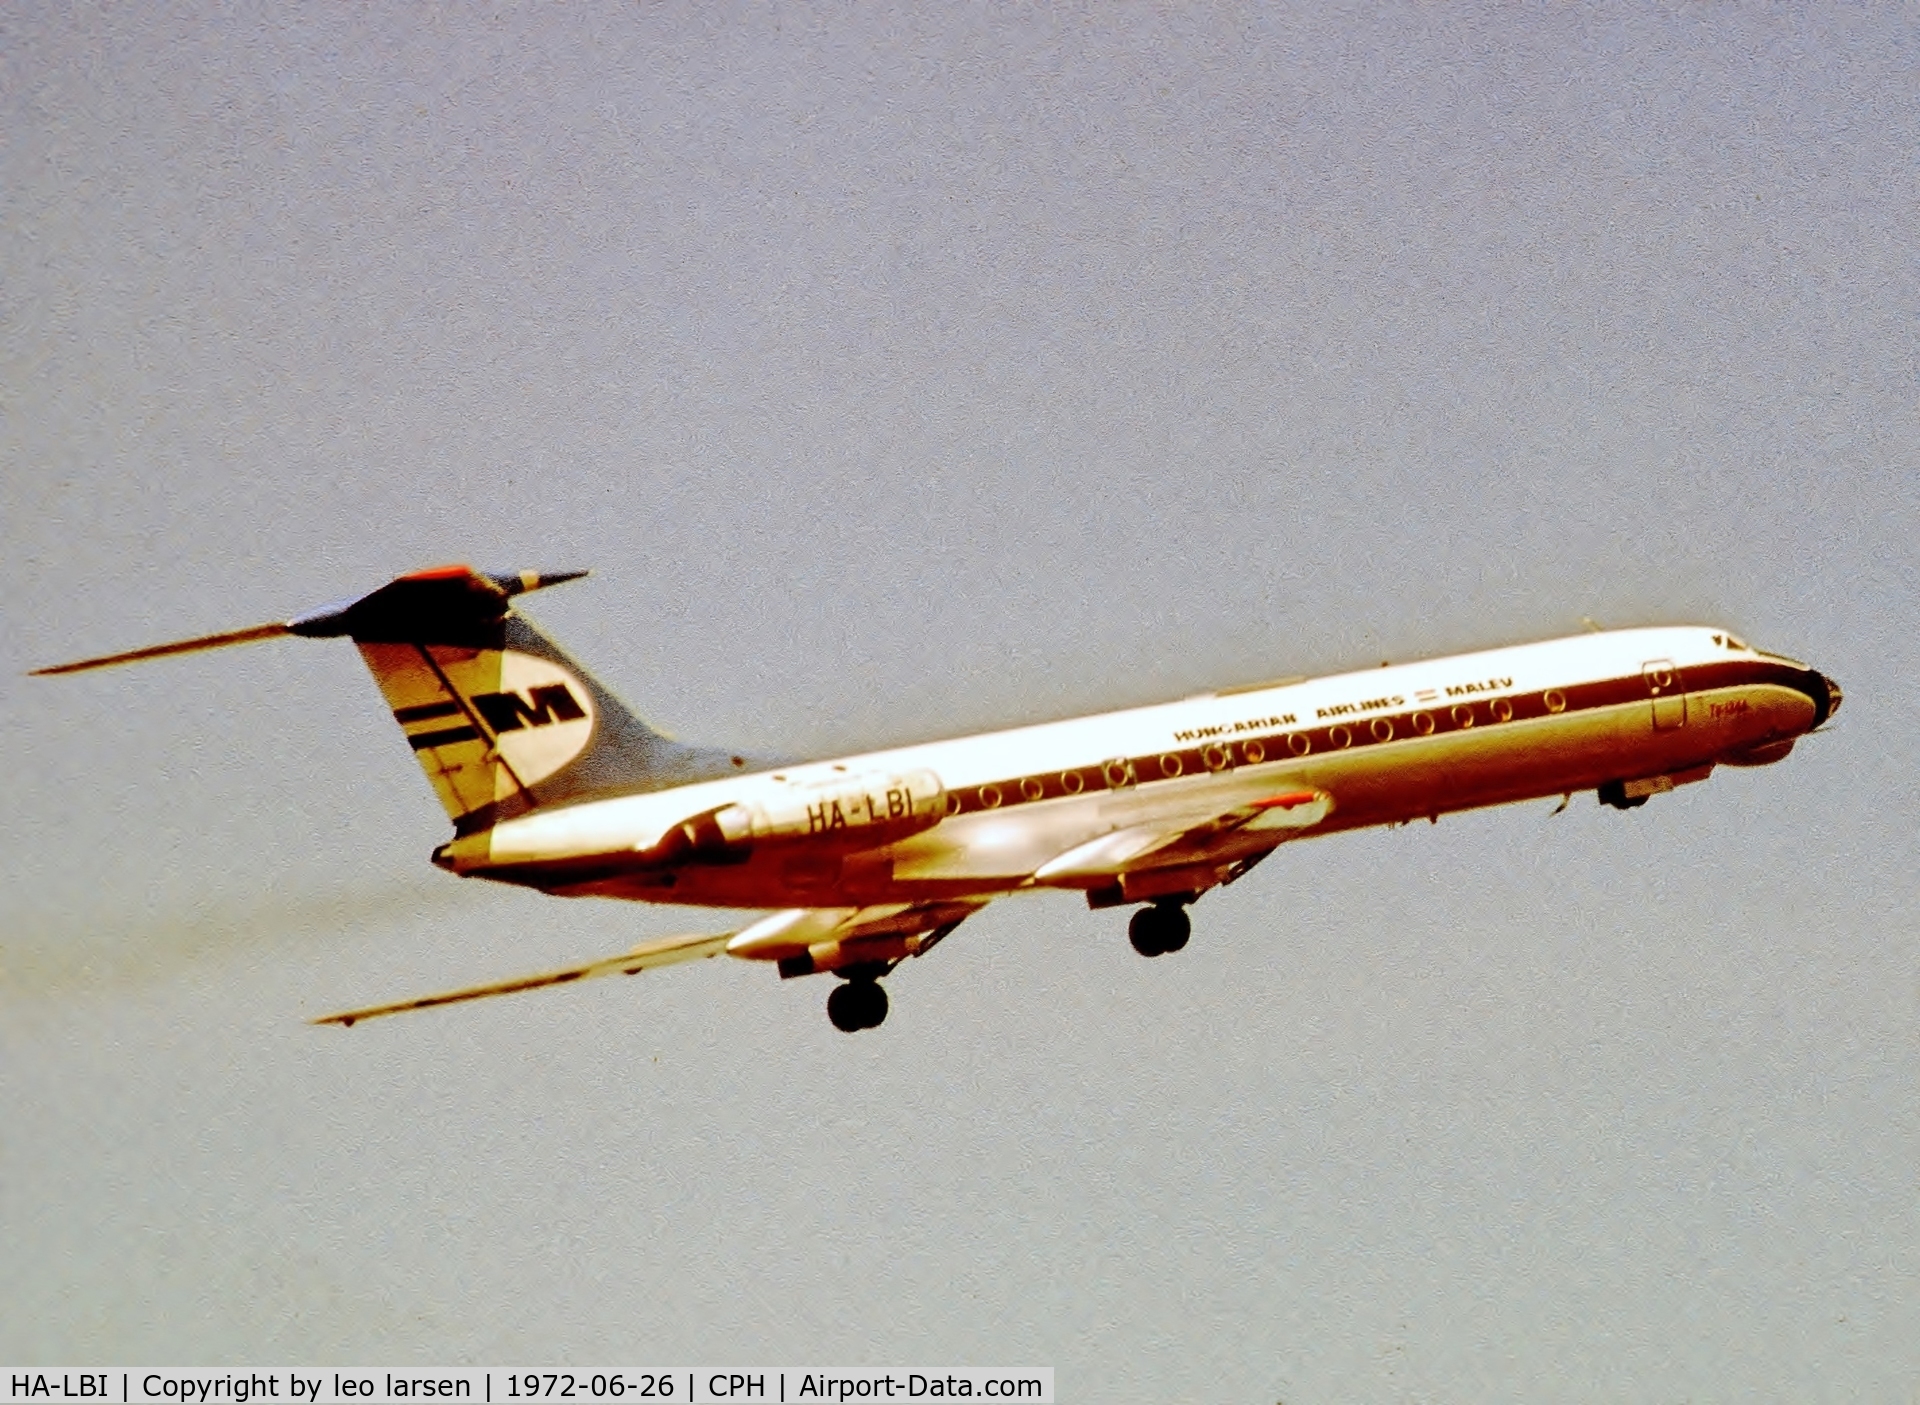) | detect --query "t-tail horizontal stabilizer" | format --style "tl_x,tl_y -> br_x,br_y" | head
29,621 -> 295,676
29,566 -> 589,675
33,564 -> 762,824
